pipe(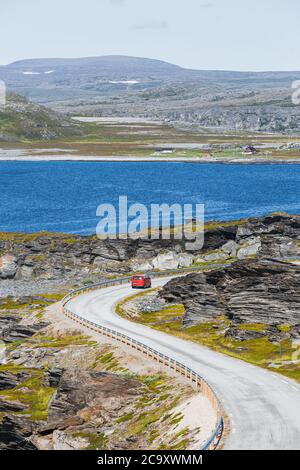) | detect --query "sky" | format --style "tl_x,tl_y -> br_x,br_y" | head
0,0 -> 299,71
